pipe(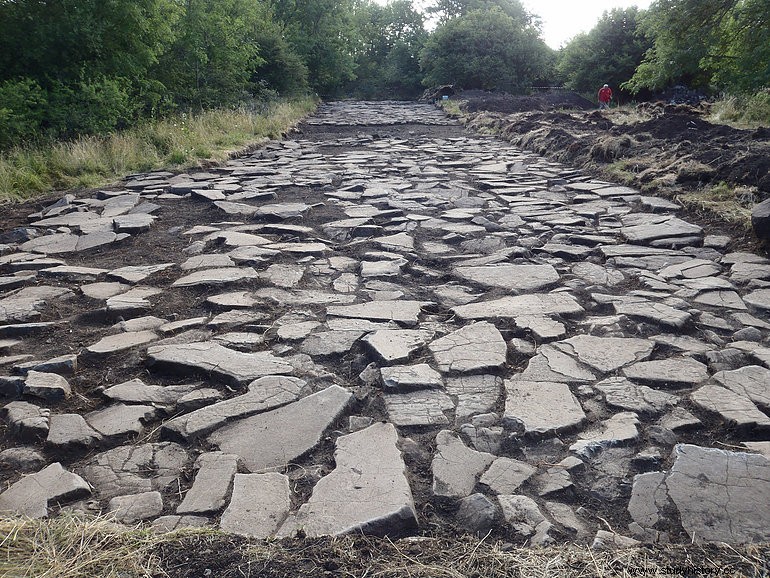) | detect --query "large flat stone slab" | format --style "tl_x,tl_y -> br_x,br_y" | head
162,376 -> 305,440
555,336 -> 654,373
713,365 -> 770,410
691,384 -> 770,429
453,264 -> 559,292
172,267 -> 259,287
445,374 -> 502,423
428,322 -> 506,373
595,377 -> 678,415
278,423 -> 417,537
0,462 -> 91,518
362,329 -> 432,363
208,385 -> 353,472
326,300 -> 424,327
432,430 -> 495,500
622,358 -> 709,388
631,444 -> 770,544
178,452 -> 239,515
380,363 -> 443,392
220,473 -> 290,537
453,293 -> 584,321
147,342 -> 293,386
384,390 -> 454,426
503,380 -> 586,435
621,215 -> 703,244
